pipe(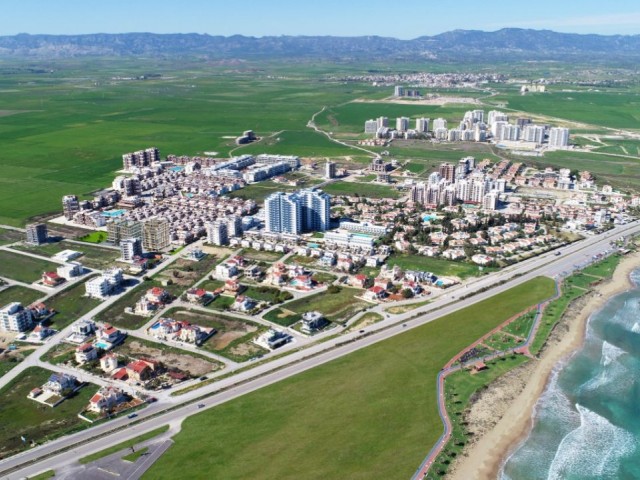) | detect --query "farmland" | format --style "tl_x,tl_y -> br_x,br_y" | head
145,277 -> 555,480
